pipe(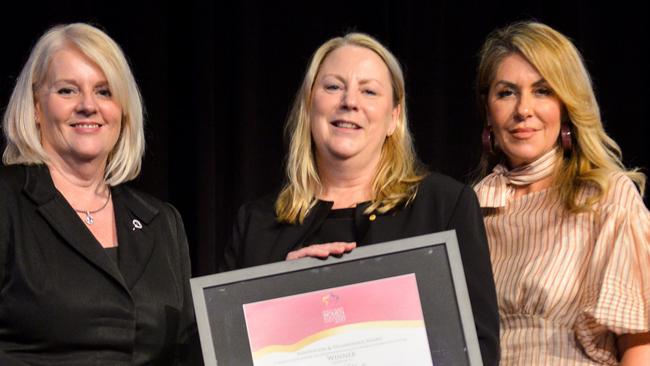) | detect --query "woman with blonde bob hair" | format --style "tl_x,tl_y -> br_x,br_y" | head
473,21 -> 650,365
0,23 -> 198,365
222,32 -> 500,365
3,23 -> 144,185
